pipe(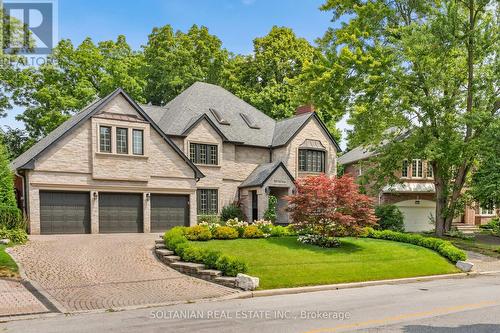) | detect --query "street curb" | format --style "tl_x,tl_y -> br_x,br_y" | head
241,272 -> 481,298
